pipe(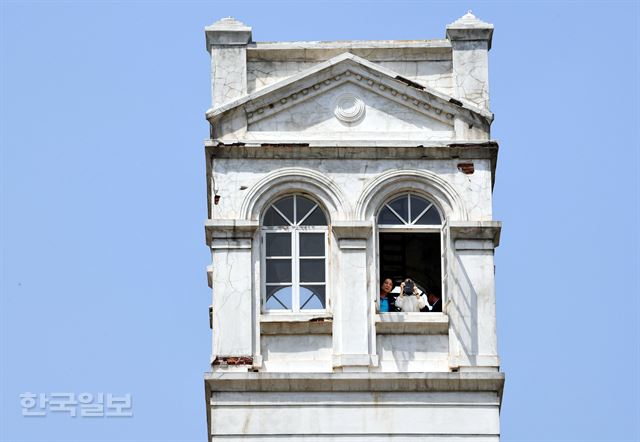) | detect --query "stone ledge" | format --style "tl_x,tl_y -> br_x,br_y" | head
260,314 -> 333,335
204,371 -> 505,398
375,312 -> 449,334
204,219 -> 259,245
449,220 -> 501,247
